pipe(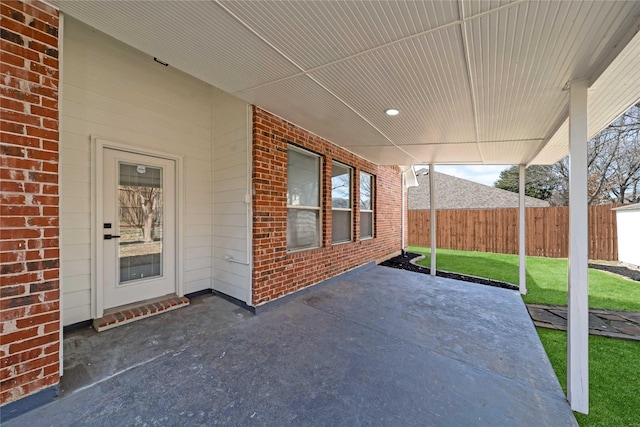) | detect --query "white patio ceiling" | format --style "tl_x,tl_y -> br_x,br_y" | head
54,0 -> 640,166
